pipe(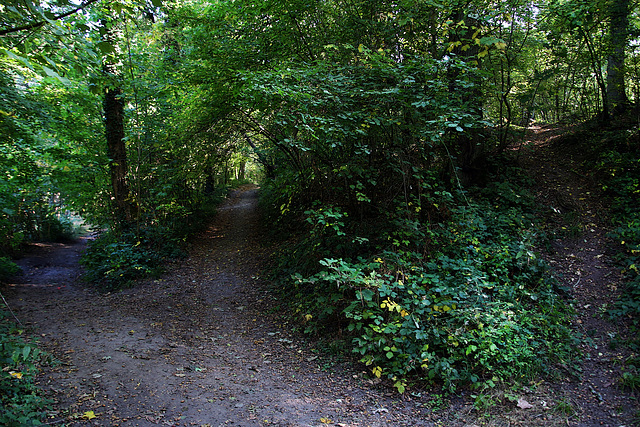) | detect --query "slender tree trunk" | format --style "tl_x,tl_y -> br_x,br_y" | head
606,0 -> 630,116
238,161 -> 246,180
102,18 -> 132,225
576,27 -> 609,123
104,81 -> 131,222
